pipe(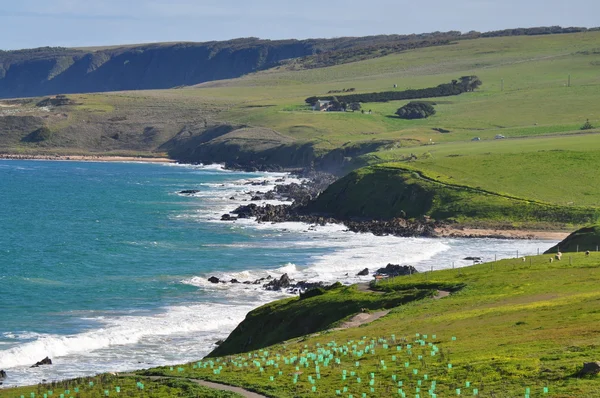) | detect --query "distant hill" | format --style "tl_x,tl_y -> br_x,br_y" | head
0,26 -> 596,99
